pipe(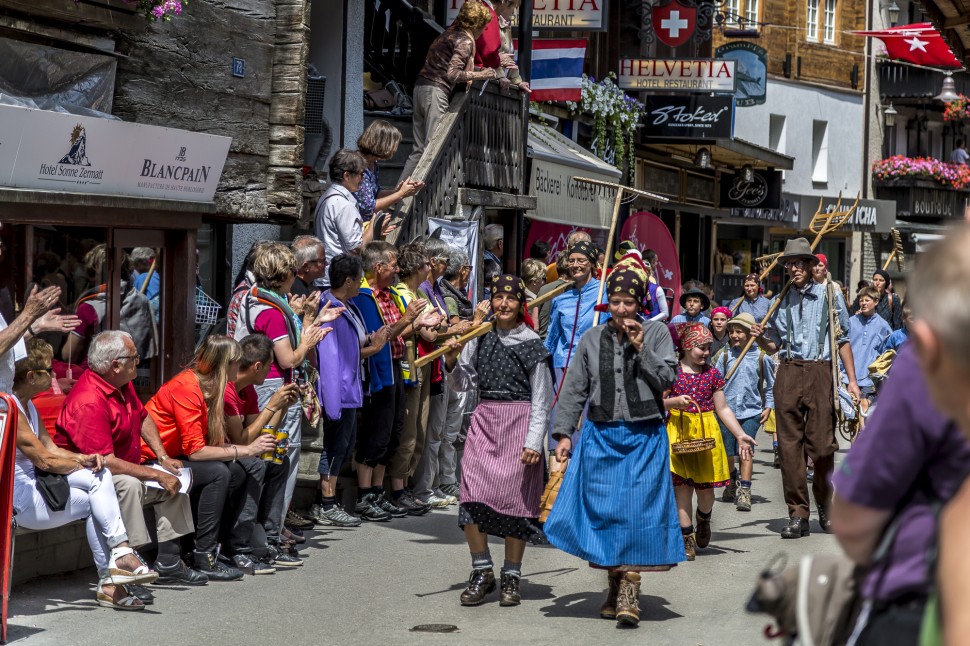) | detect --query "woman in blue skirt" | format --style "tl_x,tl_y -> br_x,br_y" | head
545,268 -> 685,627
